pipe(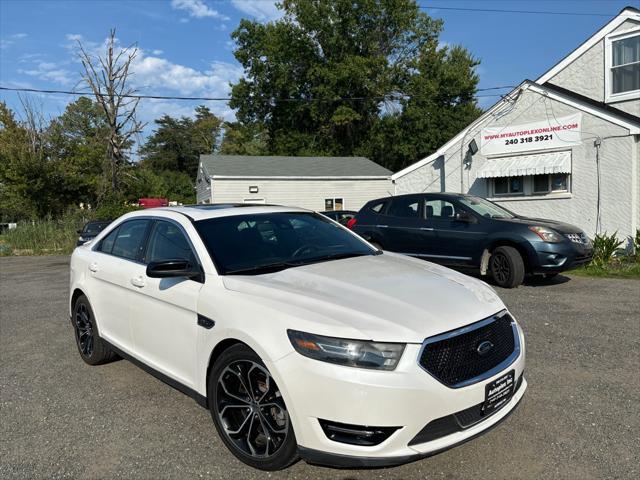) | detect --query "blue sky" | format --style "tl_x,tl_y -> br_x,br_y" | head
0,0 -> 634,135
